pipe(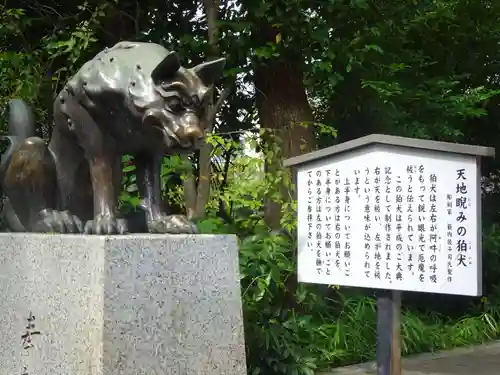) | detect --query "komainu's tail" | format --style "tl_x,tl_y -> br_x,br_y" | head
1,99 -> 36,172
